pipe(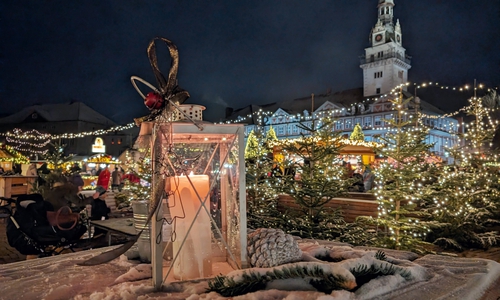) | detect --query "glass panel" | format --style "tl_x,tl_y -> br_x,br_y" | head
151,123 -> 244,284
